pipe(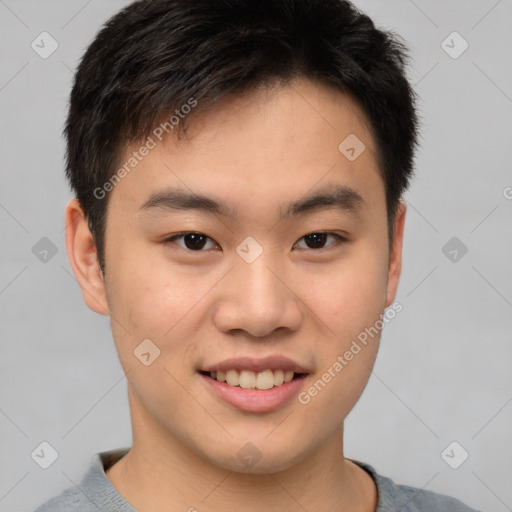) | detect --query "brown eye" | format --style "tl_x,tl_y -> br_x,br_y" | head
294,232 -> 344,250
163,232 -> 218,251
